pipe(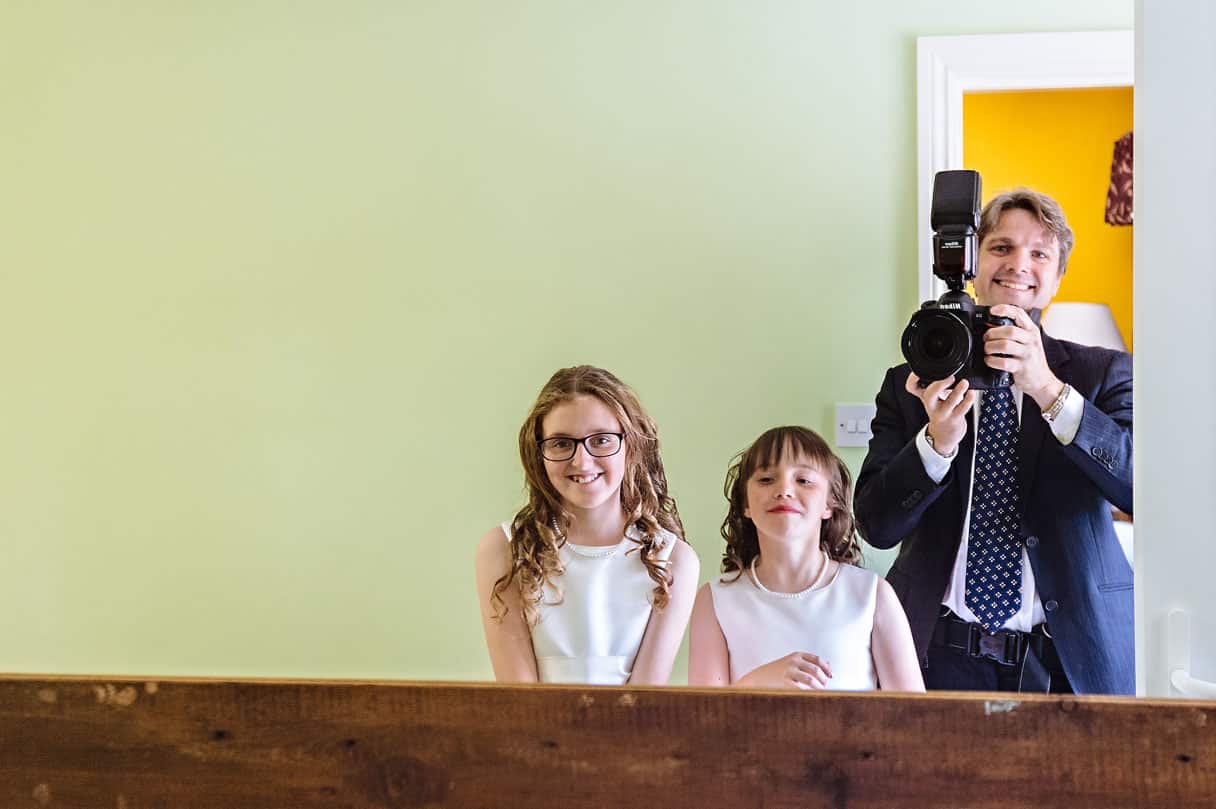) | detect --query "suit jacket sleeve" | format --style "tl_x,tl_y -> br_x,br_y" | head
1058,348 -> 1133,513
